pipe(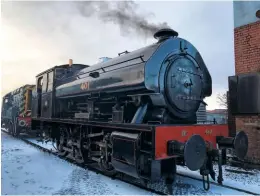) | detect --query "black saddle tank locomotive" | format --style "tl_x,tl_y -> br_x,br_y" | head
28,28 -> 248,191
46,29 -> 212,124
